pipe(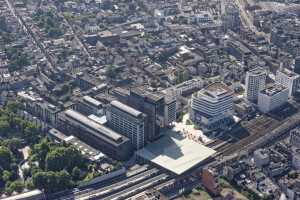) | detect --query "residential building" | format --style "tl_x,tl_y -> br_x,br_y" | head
276,68 -> 300,97
290,128 -> 300,149
202,168 -> 221,196
222,3 -> 241,31
292,150 -> 300,170
106,100 -> 145,150
190,82 -> 234,131
257,84 -> 288,113
254,149 -> 270,168
18,91 -> 61,126
171,78 -> 203,96
75,95 -> 104,116
245,67 -> 267,102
